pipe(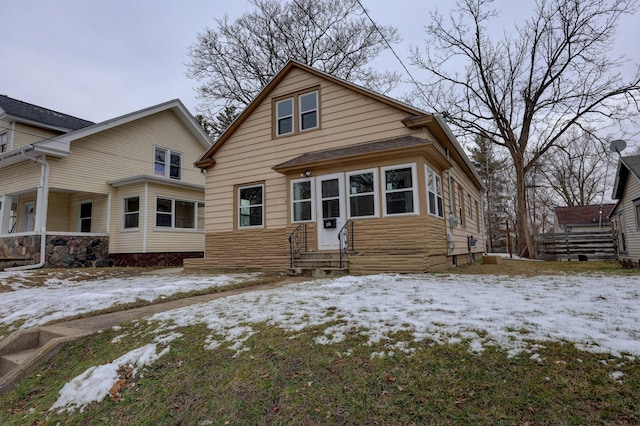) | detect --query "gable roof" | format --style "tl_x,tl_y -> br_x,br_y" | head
554,204 -> 615,226
0,94 -> 94,132
0,99 -> 211,168
611,155 -> 640,200
194,60 -> 483,190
